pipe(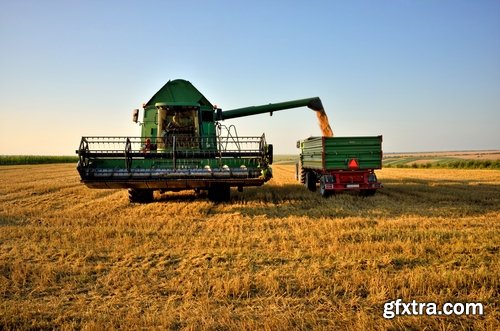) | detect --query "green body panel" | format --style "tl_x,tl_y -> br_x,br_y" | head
300,136 -> 383,170
144,80 -> 213,109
